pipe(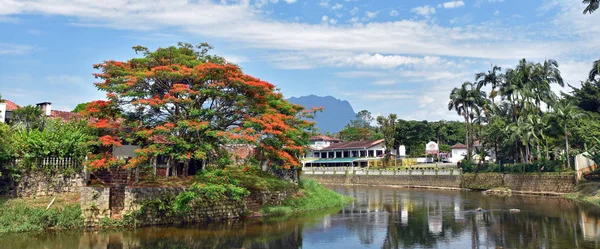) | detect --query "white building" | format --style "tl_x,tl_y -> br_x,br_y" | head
449,140 -> 496,163
305,138 -> 405,167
